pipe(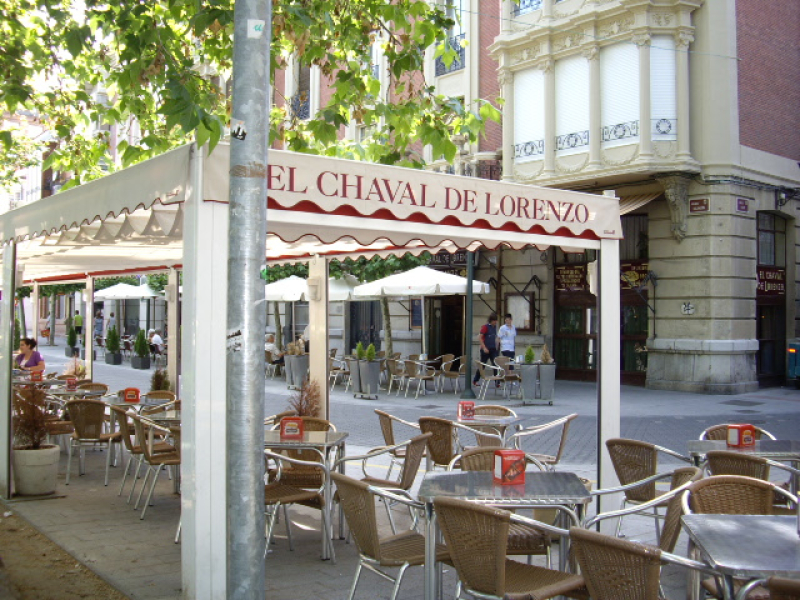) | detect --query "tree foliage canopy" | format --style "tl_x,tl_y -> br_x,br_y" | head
0,0 -> 500,189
